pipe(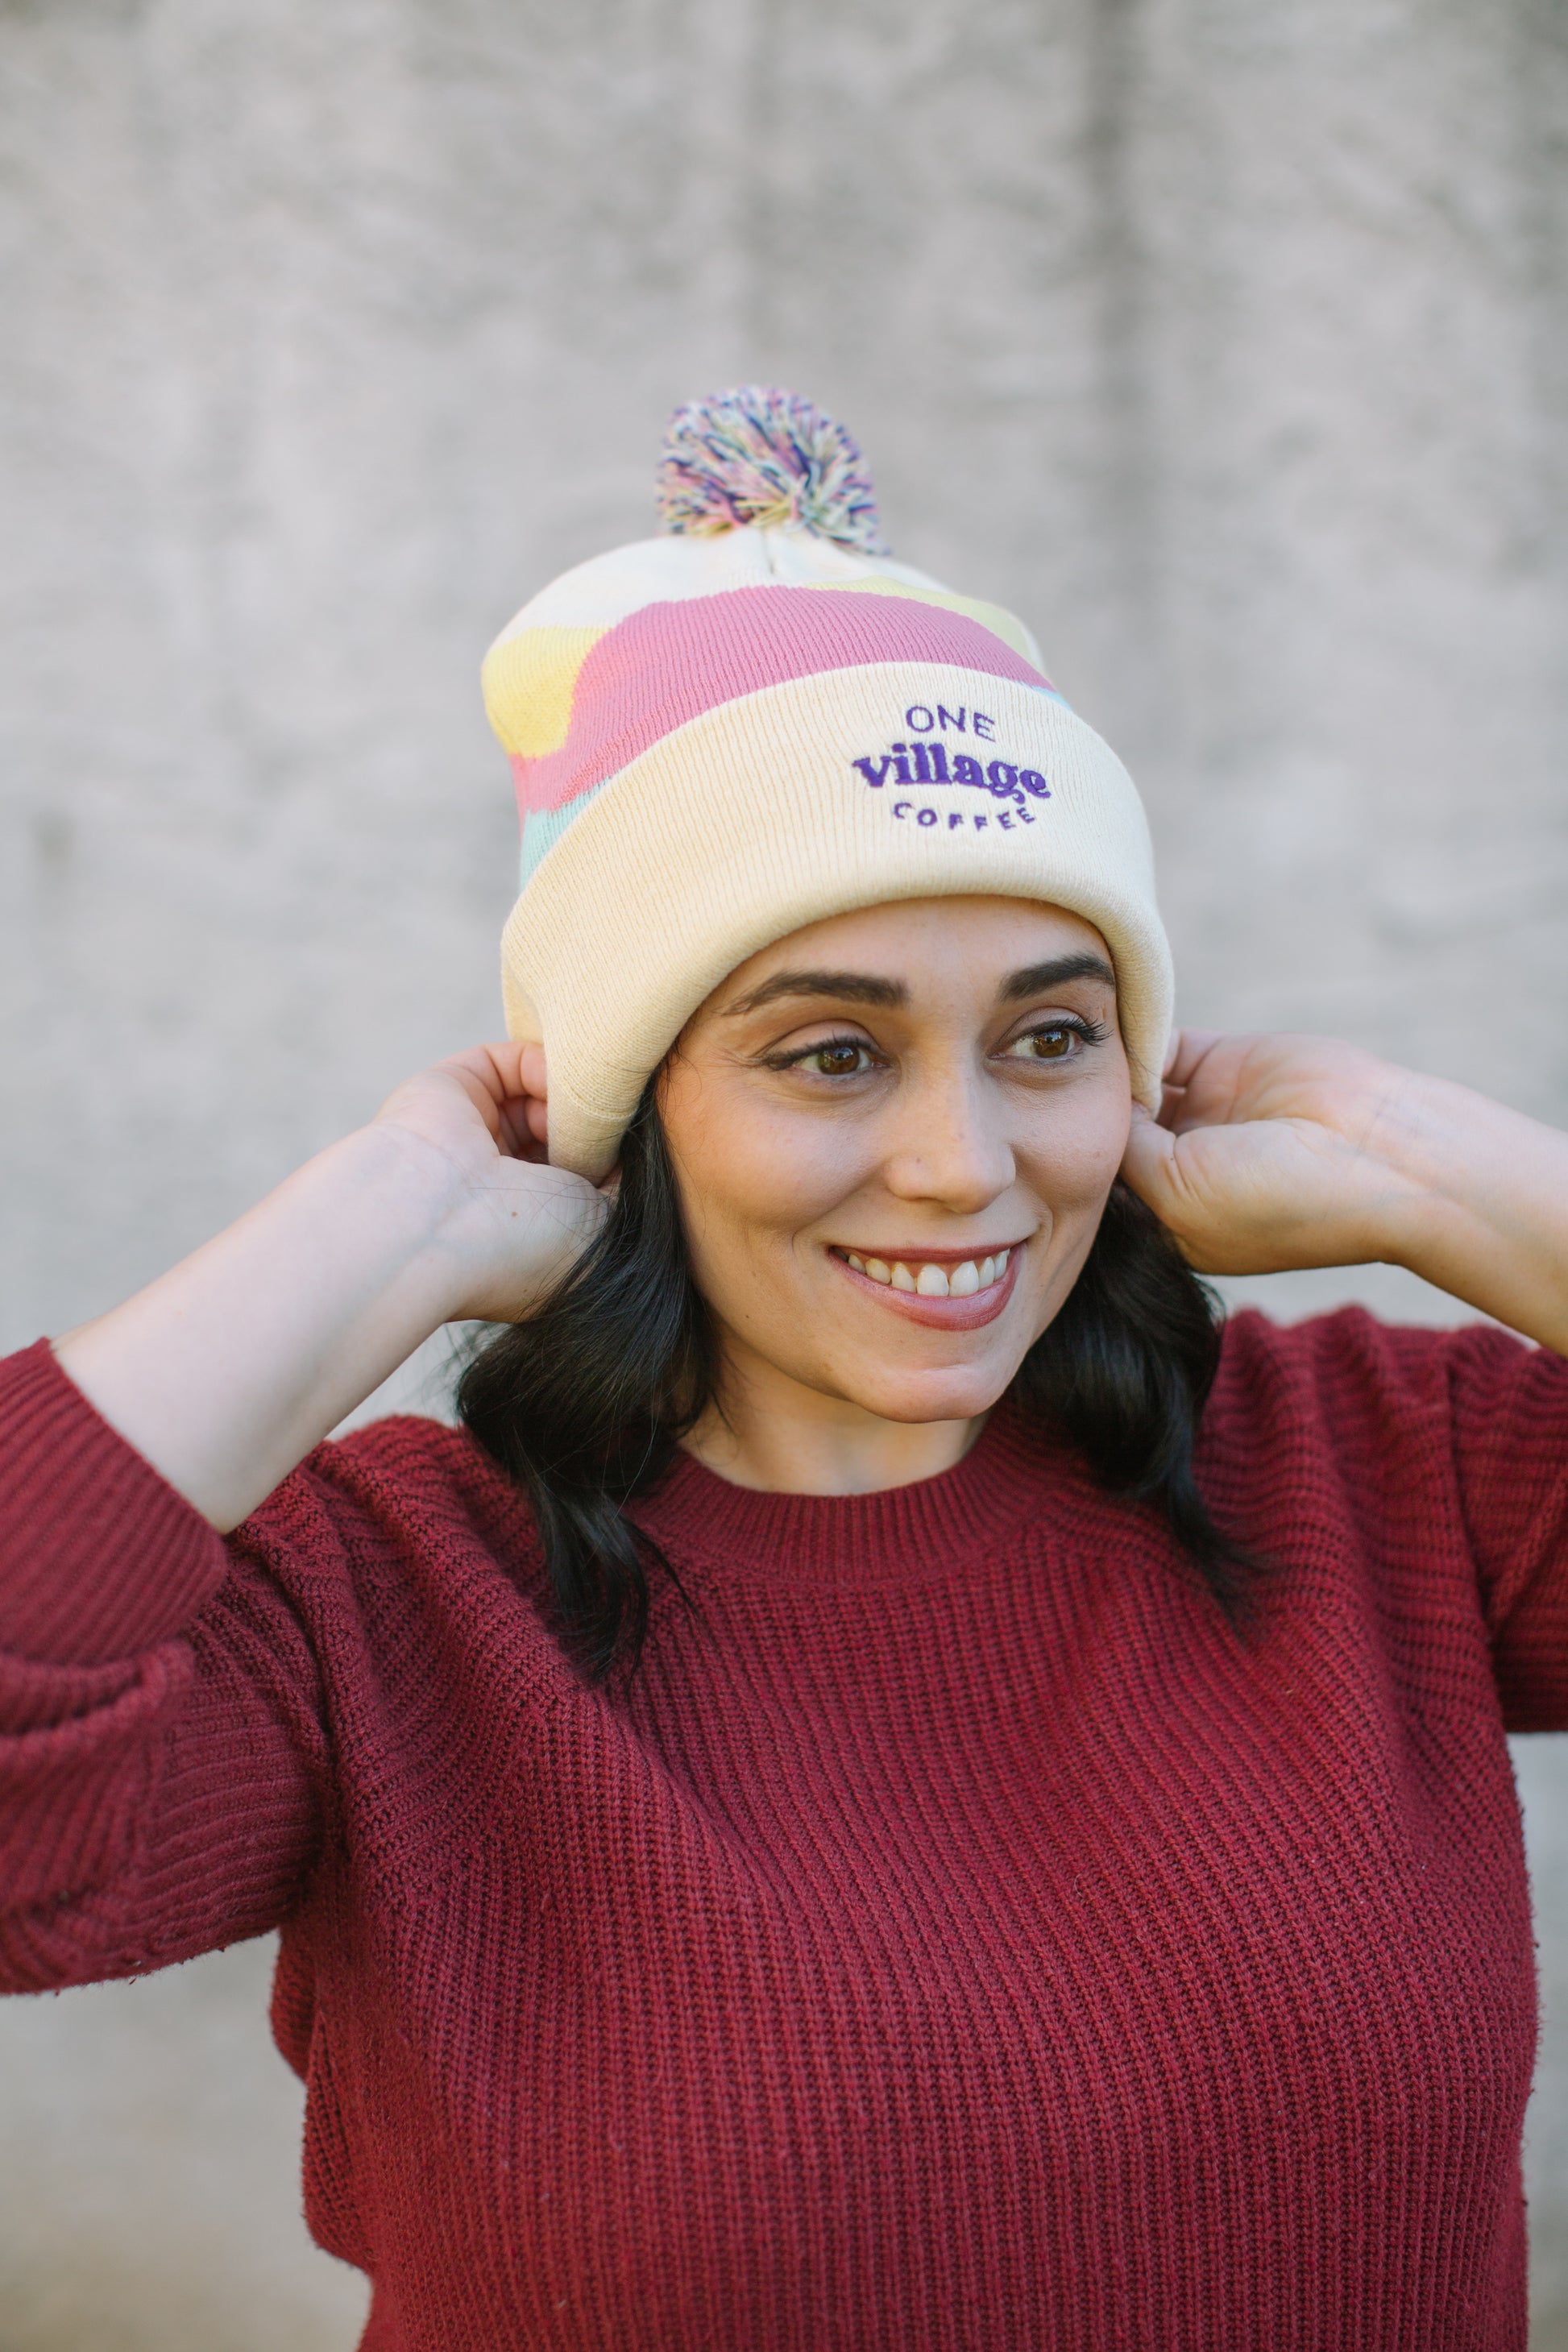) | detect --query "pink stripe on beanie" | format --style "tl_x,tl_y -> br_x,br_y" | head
508,585 -> 1054,823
